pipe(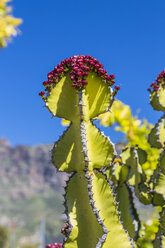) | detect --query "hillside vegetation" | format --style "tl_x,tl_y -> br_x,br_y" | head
0,138 -> 67,245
